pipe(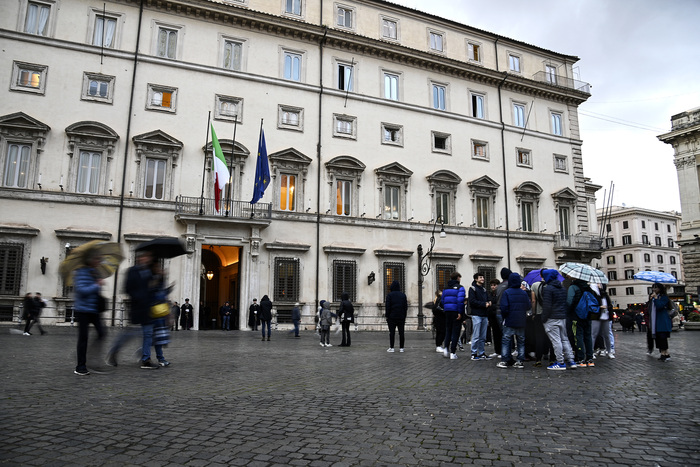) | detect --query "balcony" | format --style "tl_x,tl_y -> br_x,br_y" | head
554,233 -> 604,263
531,71 -> 591,94
175,195 -> 272,219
